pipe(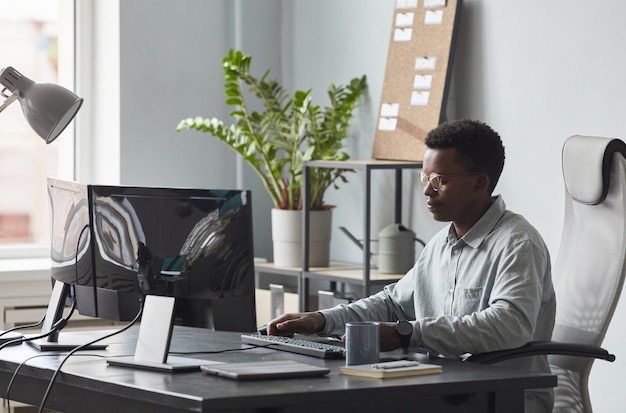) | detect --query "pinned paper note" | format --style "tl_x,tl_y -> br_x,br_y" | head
424,0 -> 447,7
395,12 -> 415,27
410,91 -> 430,106
413,74 -> 433,89
415,56 -> 437,70
378,117 -> 398,131
425,10 -> 444,24
394,28 -> 413,42
396,0 -> 418,8
381,103 -> 400,117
